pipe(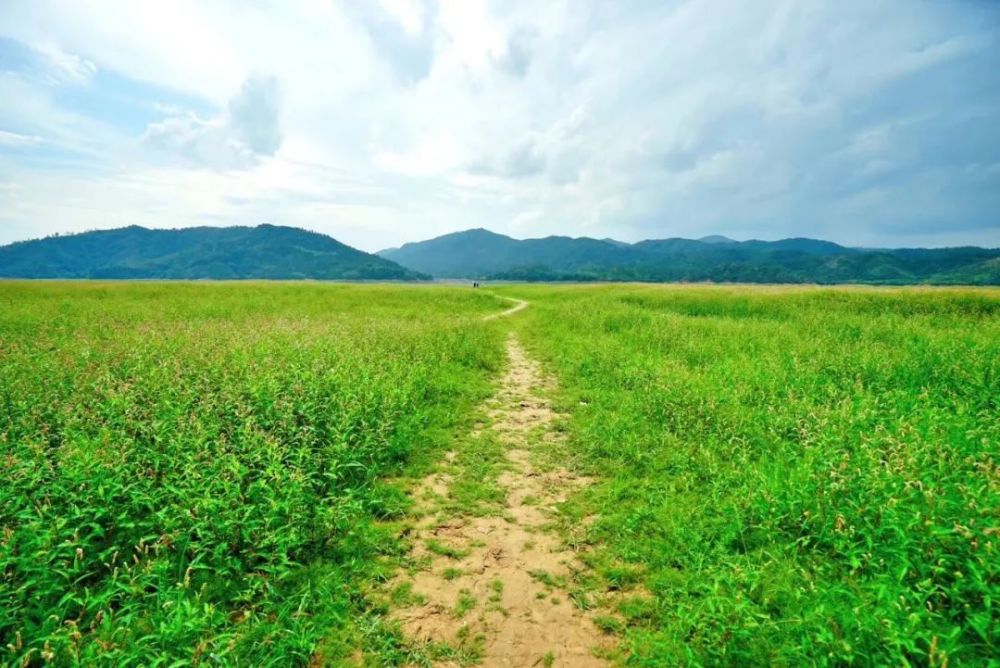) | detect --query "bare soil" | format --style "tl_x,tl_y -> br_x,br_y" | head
390,333 -> 610,667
